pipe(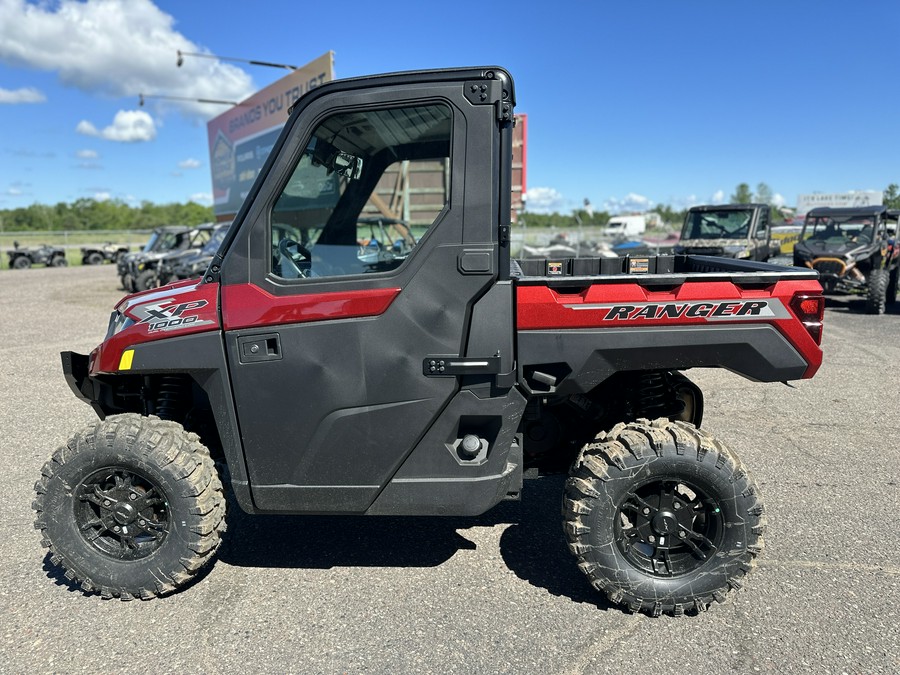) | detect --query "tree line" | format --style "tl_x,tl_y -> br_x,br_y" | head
522,183 -> 900,231
0,199 -> 214,232
3,182 -> 898,233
